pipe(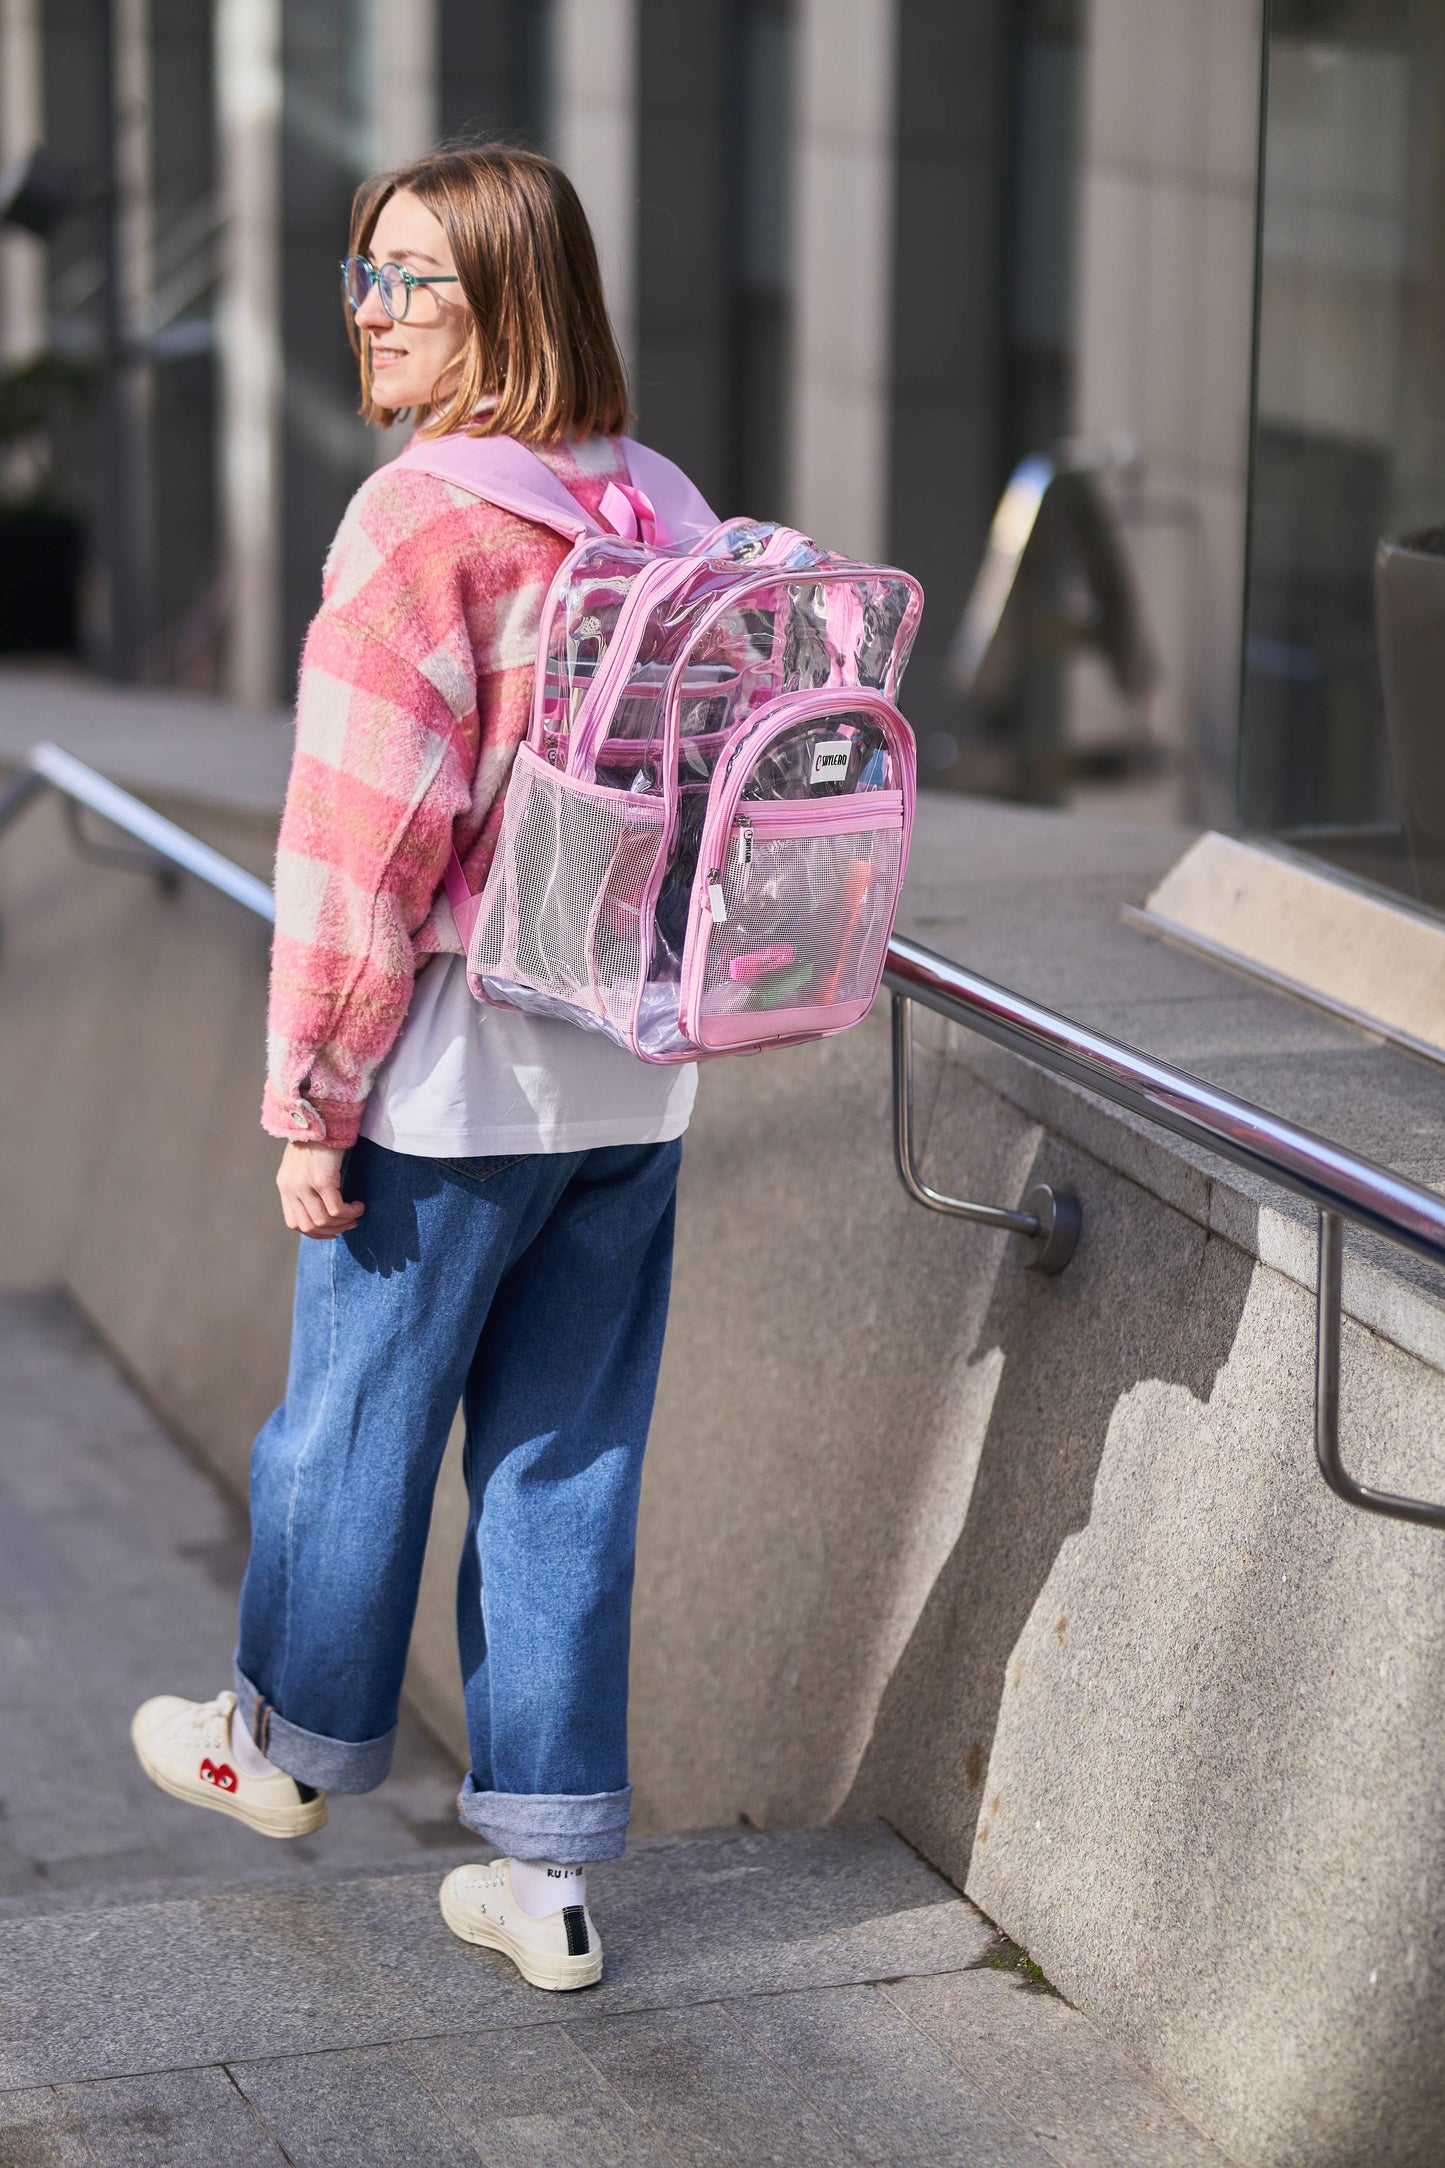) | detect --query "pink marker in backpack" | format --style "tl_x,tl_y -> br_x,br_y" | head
396,430 -> 922,1063
728,943 -> 795,983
